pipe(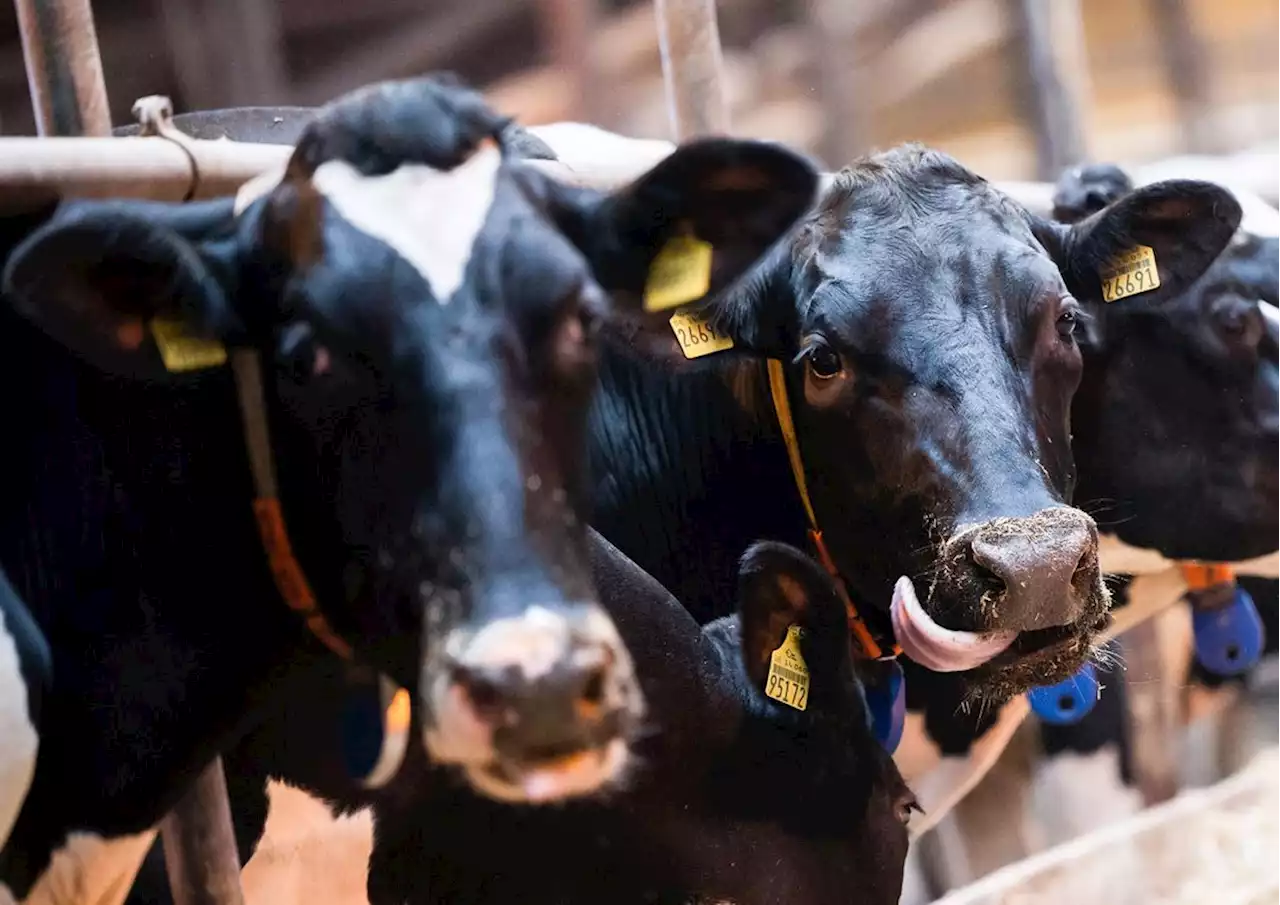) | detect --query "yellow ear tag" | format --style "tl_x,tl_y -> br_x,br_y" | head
765,625 -> 810,711
1099,244 -> 1161,303
669,311 -> 735,359
644,234 -> 714,312
149,317 -> 228,372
